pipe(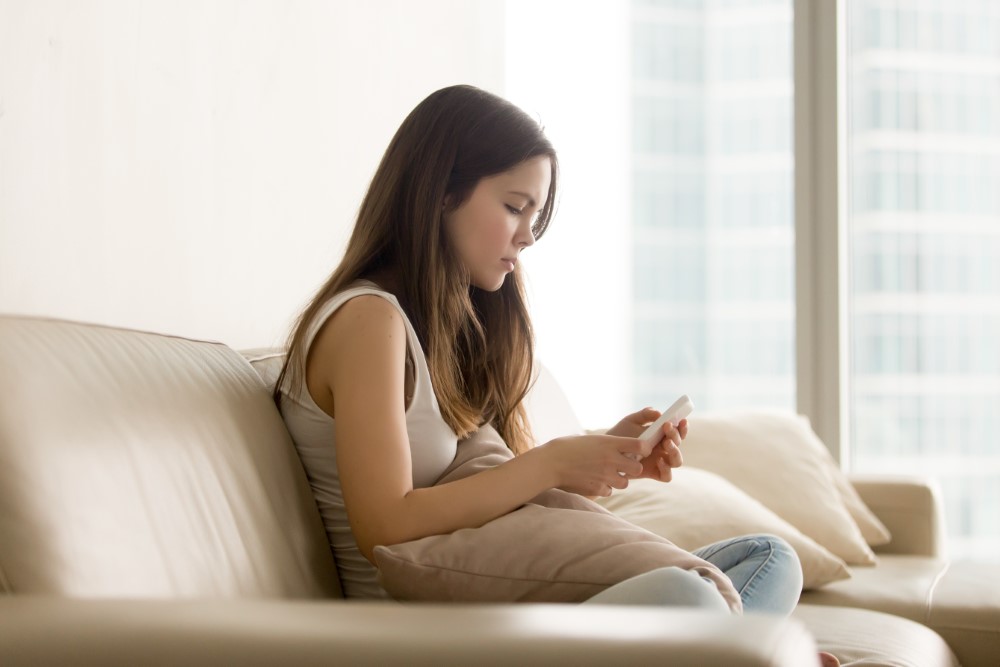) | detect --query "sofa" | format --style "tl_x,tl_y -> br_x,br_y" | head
0,315 -> 995,666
